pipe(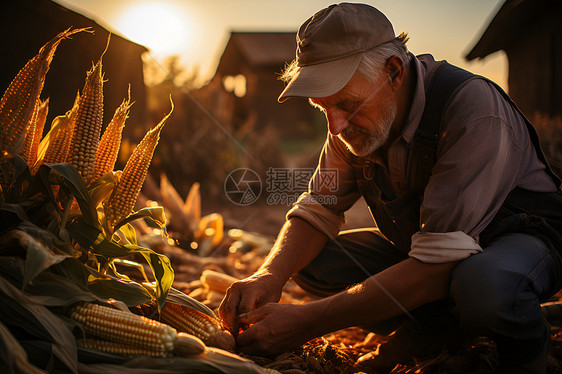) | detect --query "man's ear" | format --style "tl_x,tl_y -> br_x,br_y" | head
386,56 -> 405,89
